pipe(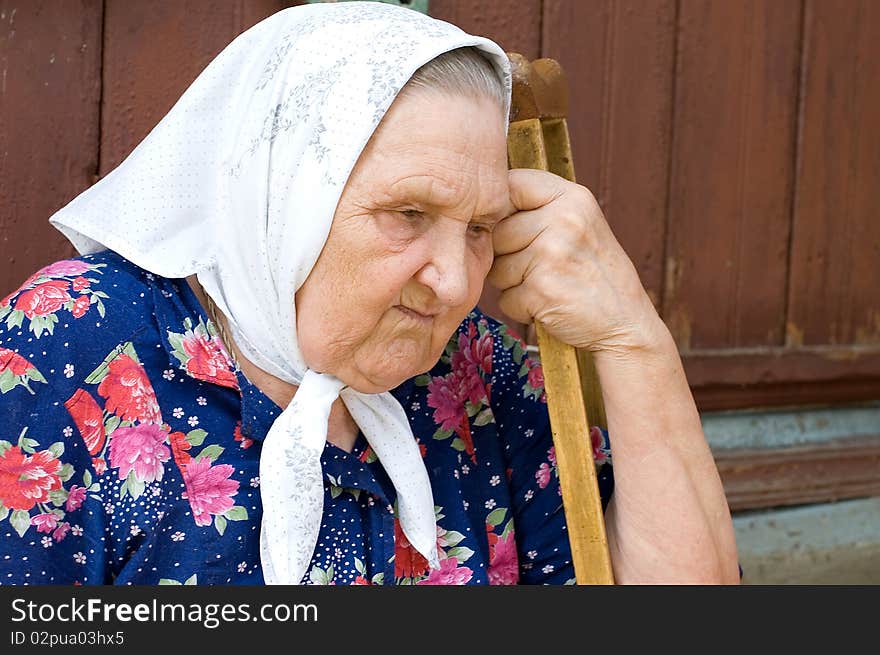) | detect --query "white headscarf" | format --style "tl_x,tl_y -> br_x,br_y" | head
48,2 -> 511,584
